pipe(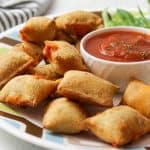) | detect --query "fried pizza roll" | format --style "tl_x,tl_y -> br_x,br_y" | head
75,40 -> 81,52
29,64 -> 61,80
55,30 -> 75,44
0,49 -> 34,89
123,80 -> 150,118
43,97 -> 87,134
20,17 -> 56,44
43,41 -> 87,75
14,42 -> 43,63
55,10 -> 102,38
57,70 -> 119,106
0,75 -> 57,107
83,106 -> 150,146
